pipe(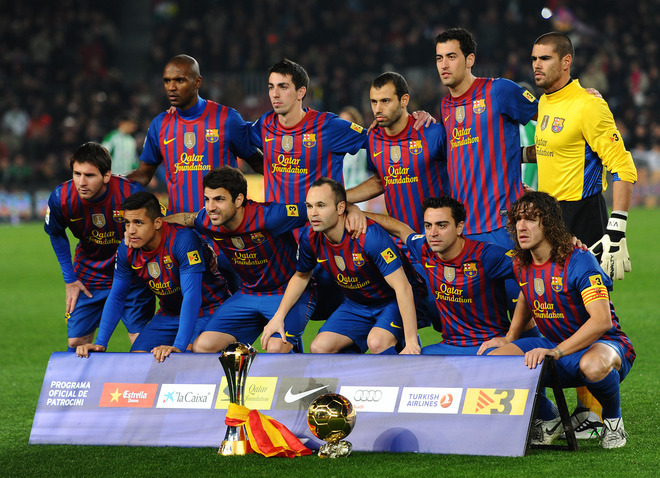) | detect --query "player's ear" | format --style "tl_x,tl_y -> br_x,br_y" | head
235,193 -> 244,208
337,200 -> 346,215
154,216 -> 163,230
456,220 -> 465,236
466,53 -> 475,69
103,170 -> 112,184
297,86 -> 307,101
400,93 -> 410,109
